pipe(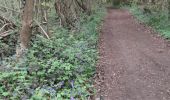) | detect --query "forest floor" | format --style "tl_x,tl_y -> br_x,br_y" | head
95,8 -> 170,100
